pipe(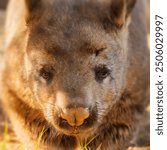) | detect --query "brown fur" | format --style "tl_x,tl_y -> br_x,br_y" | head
1,0 -> 149,149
